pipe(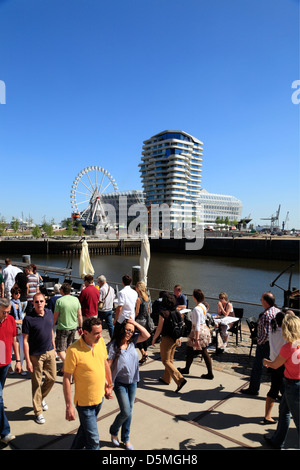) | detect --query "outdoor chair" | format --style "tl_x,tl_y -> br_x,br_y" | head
42,281 -> 56,296
71,282 -> 82,294
246,316 -> 258,357
228,307 -> 244,345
